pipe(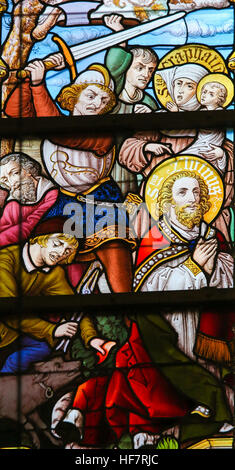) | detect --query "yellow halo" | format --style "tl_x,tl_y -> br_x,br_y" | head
144,155 -> 224,225
154,44 -> 228,109
197,73 -> 234,108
